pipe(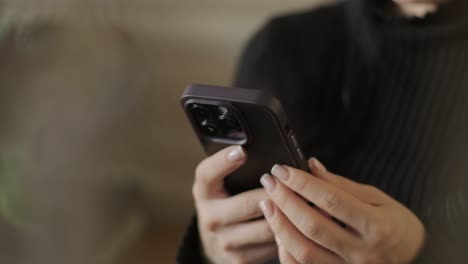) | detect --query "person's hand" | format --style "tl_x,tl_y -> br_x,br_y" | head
194,146 -> 278,264
259,158 -> 426,264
